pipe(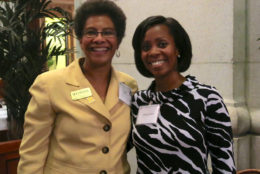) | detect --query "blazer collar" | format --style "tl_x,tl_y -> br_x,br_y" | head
64,58 -> 87,87
64,58 -> 121,120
